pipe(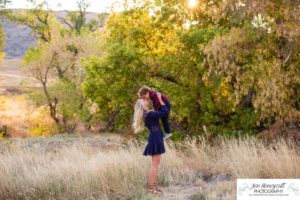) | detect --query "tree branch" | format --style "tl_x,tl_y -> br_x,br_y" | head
57,16 -> 74,30
150,72 -> 188,87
